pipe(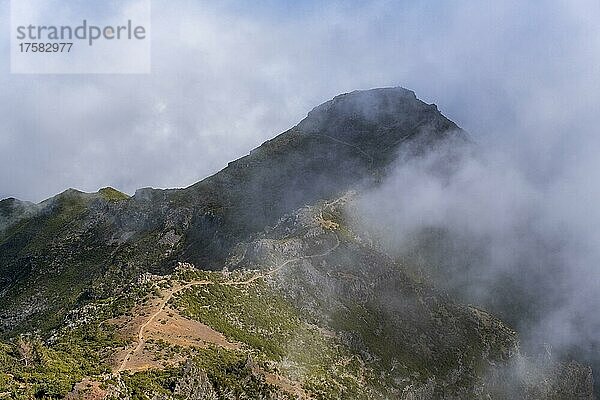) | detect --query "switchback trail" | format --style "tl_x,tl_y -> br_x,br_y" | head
117,233 -> 340,373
